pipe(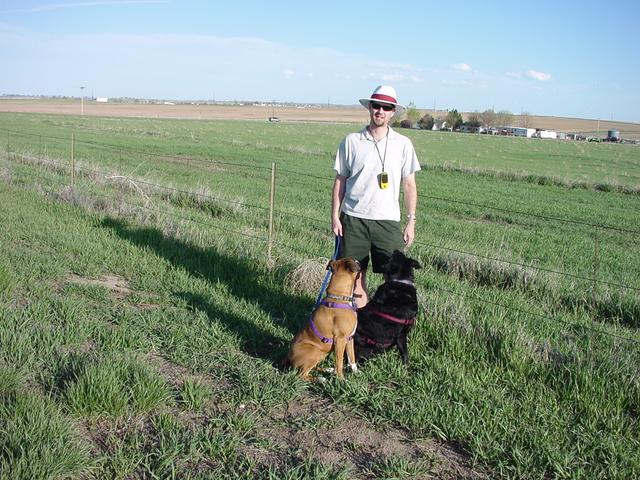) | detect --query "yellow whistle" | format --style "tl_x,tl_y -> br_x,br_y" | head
379,172 -> 389,189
